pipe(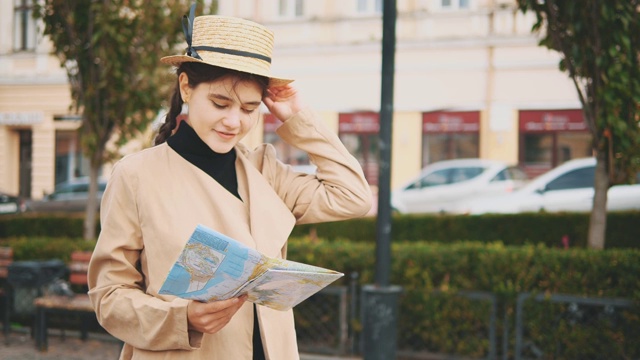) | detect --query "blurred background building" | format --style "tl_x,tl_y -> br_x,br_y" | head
0,0 -> 590,201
